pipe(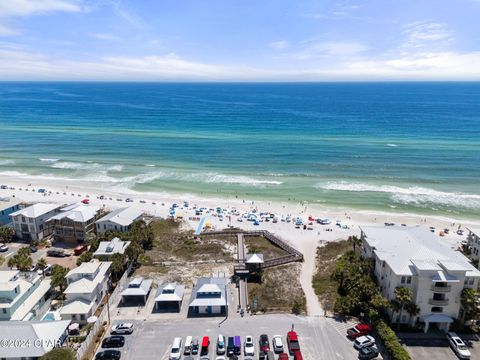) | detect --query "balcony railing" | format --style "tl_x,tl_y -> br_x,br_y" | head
431,284 -> 451,292
428,298 -> 449,306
